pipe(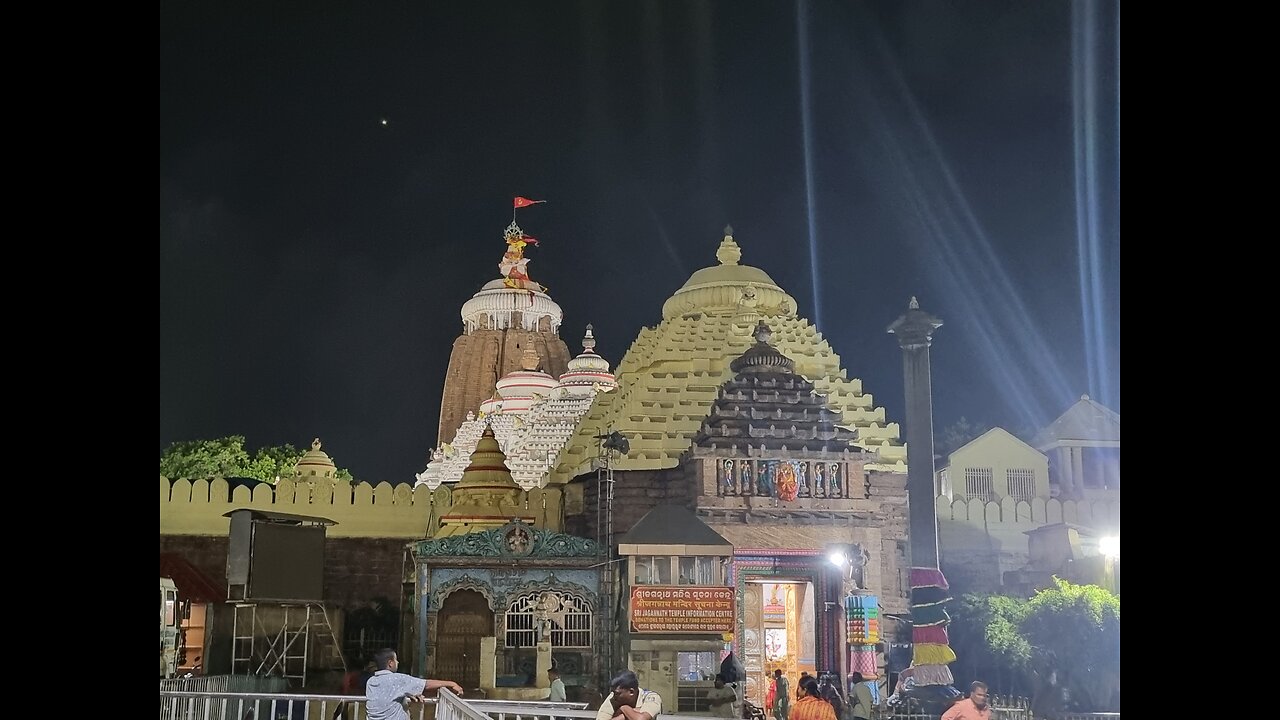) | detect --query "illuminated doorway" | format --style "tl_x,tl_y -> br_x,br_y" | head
742,580 -> 815,708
